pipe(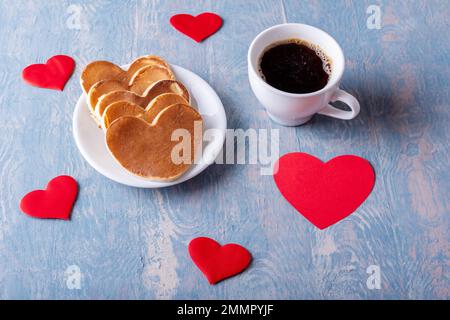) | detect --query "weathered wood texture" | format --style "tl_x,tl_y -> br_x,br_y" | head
0,0 -> 448,299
